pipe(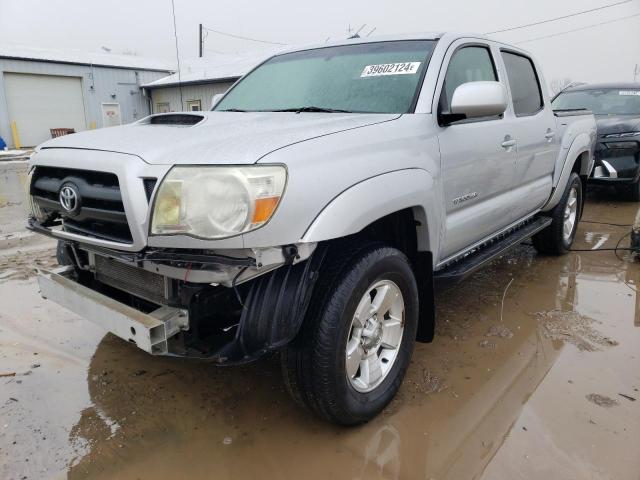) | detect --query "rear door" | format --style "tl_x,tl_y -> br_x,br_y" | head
499,50 -> 558,222
436,41 -> 518,260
